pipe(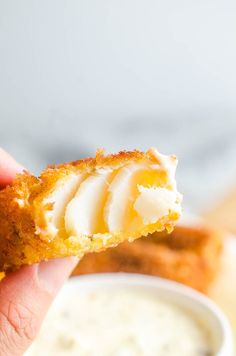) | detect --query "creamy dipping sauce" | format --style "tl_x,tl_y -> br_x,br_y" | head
26,289 -> 213,356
